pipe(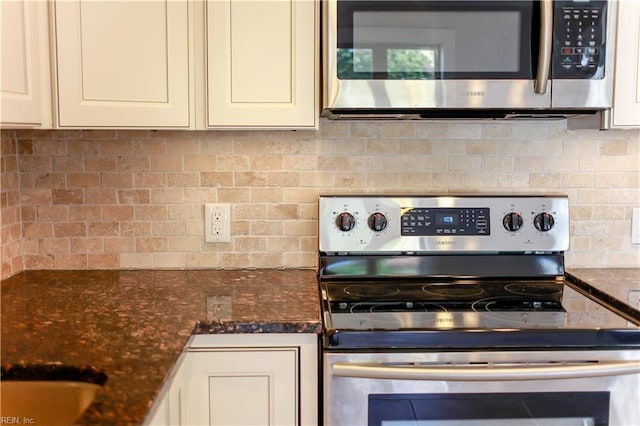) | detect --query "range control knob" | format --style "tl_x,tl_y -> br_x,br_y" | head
502,212 -> 523,232
534,212 -> 555,232
368,212 -> 388,232
335,212 -> 356,232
